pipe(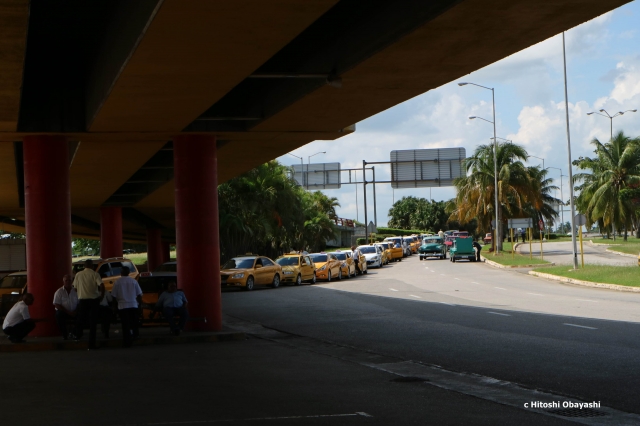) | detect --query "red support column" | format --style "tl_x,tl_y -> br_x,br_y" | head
161,241 -> 171,264
23,135 -> 72,336
146,228 -> 163,272
173,134 -> 220,331
100,206 -> 122,258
